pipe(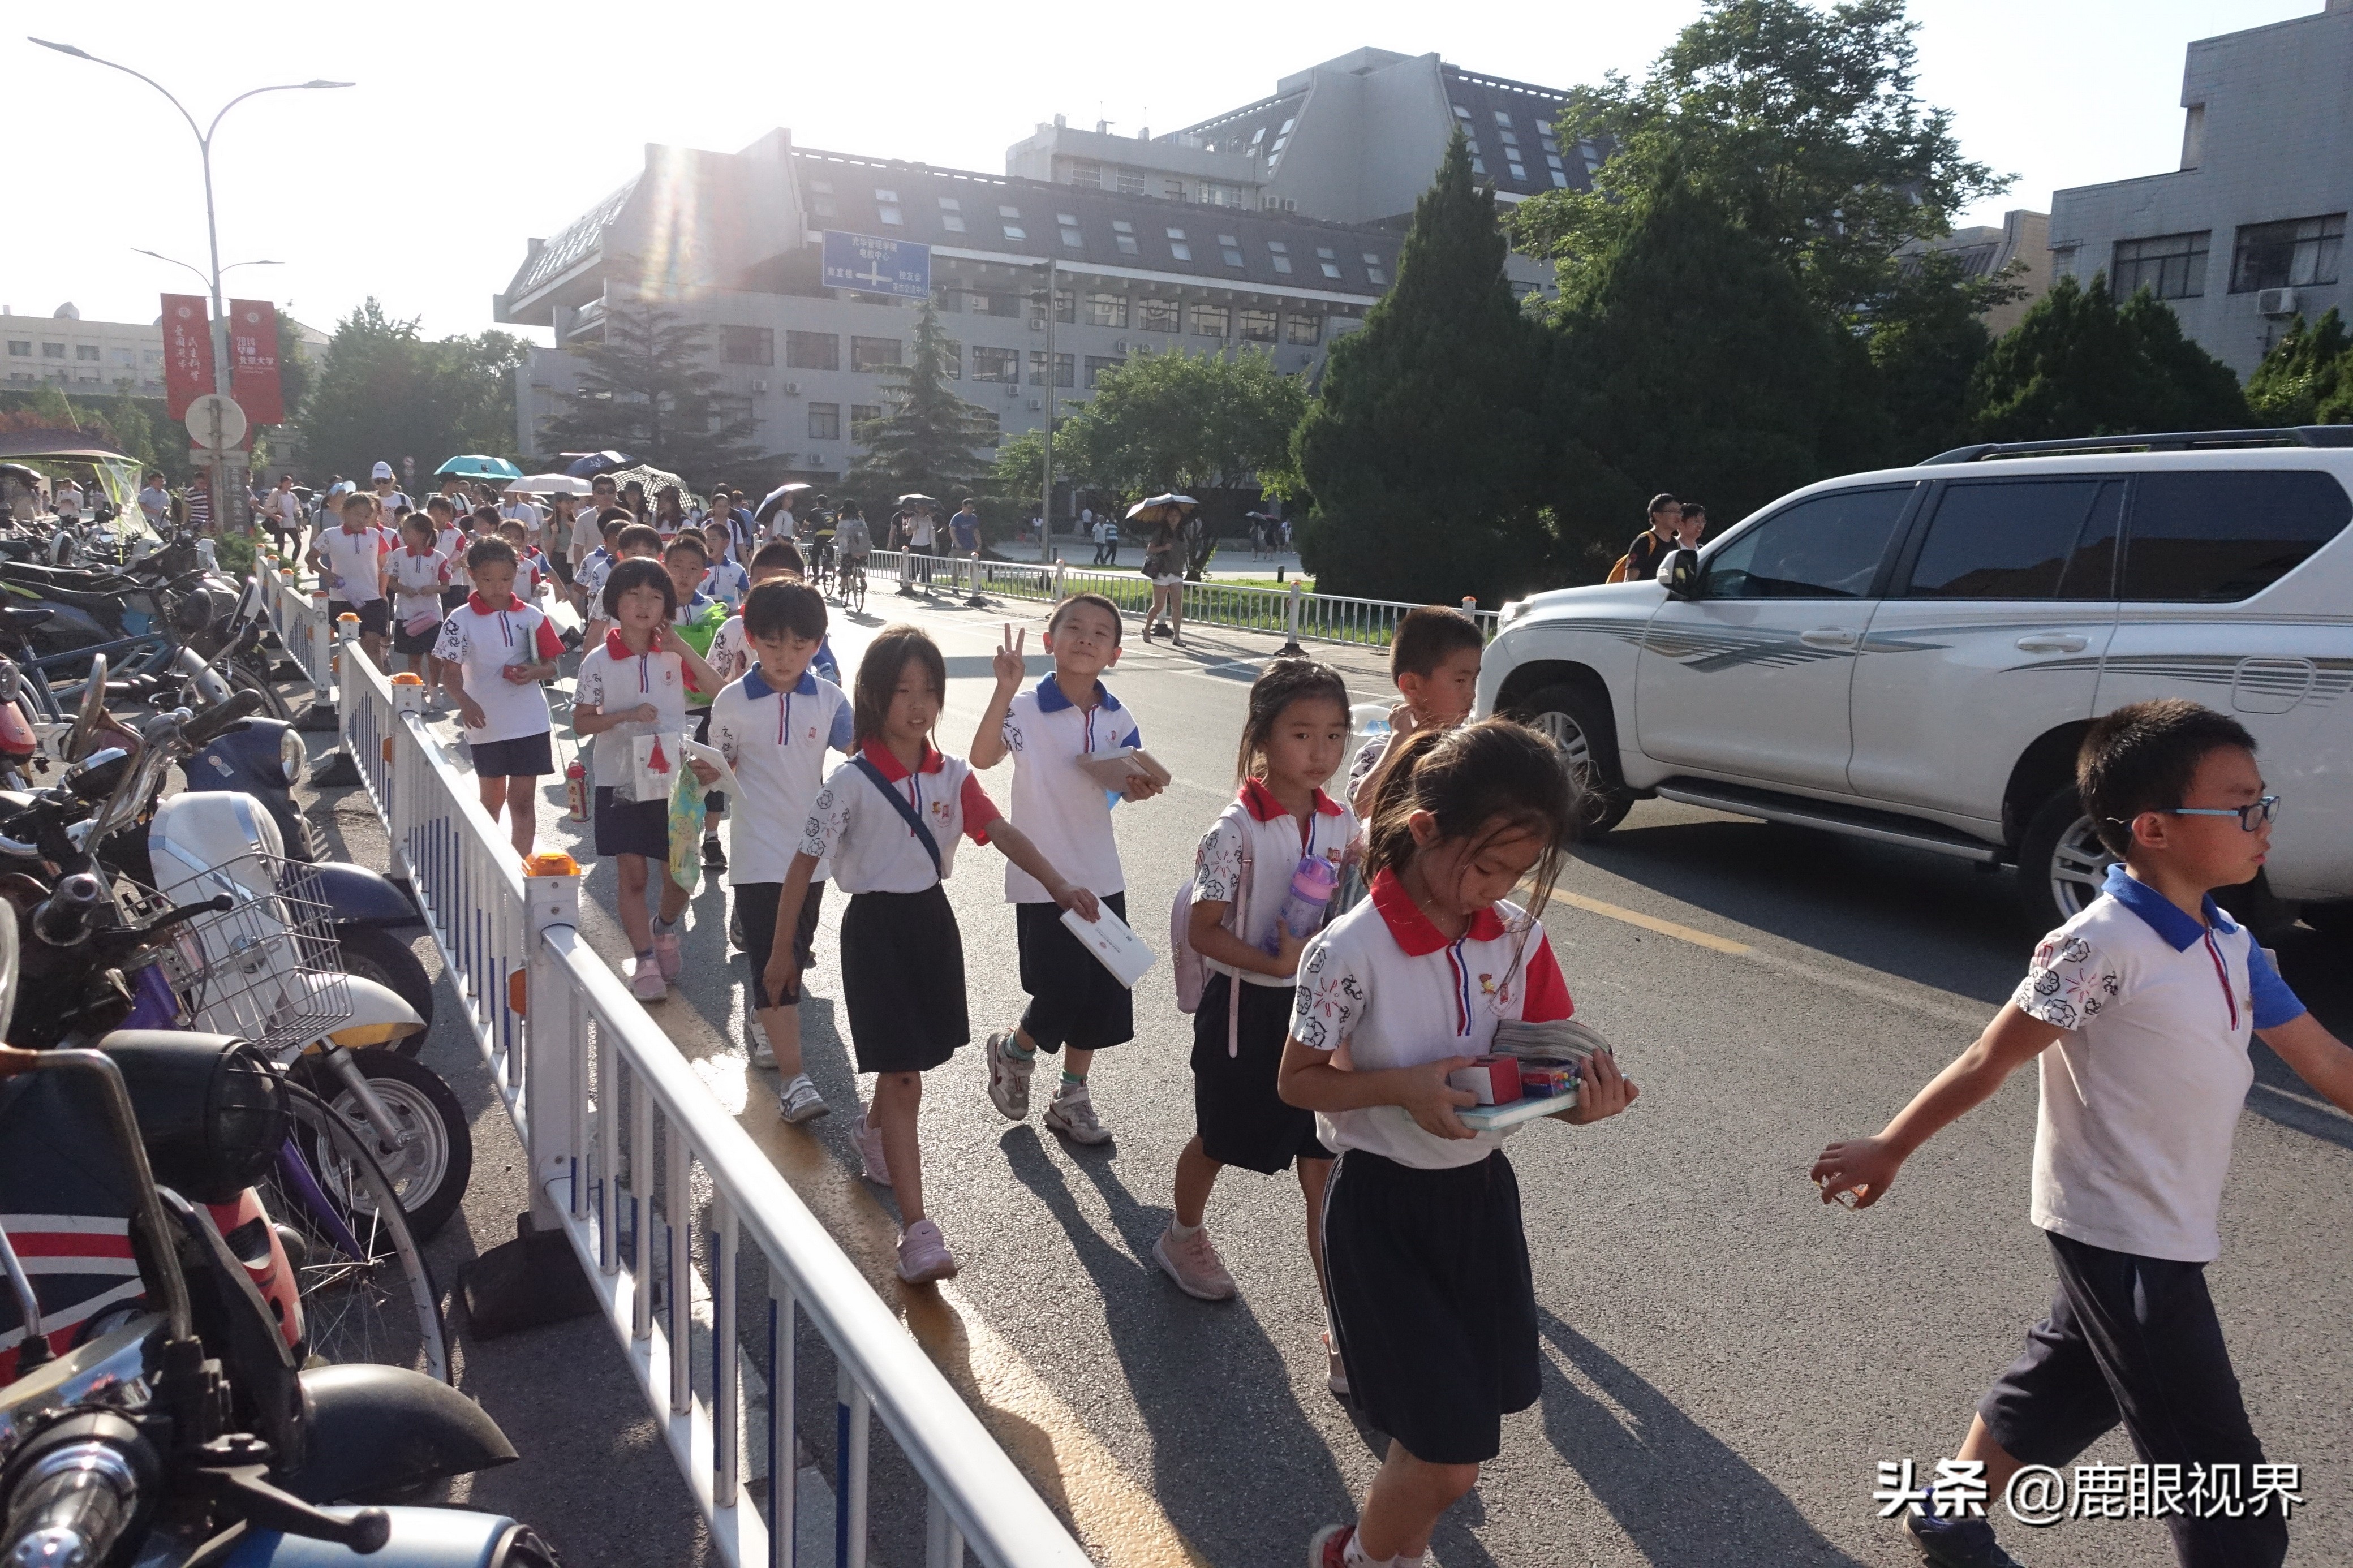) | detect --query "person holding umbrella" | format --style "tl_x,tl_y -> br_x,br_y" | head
1134,494 -> 1195,647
